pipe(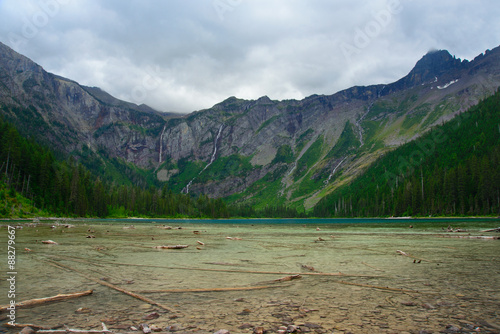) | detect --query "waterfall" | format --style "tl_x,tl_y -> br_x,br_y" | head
205,124 -> 224,169
356,102 -> 374,147
182,124 -> 224,194
158,125 -> 167,164
184,179 -> 194,194
324,156 -> 347,185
